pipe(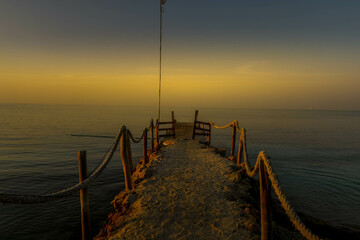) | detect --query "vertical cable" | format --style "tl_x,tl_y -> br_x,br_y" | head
158,1 -> 163,121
